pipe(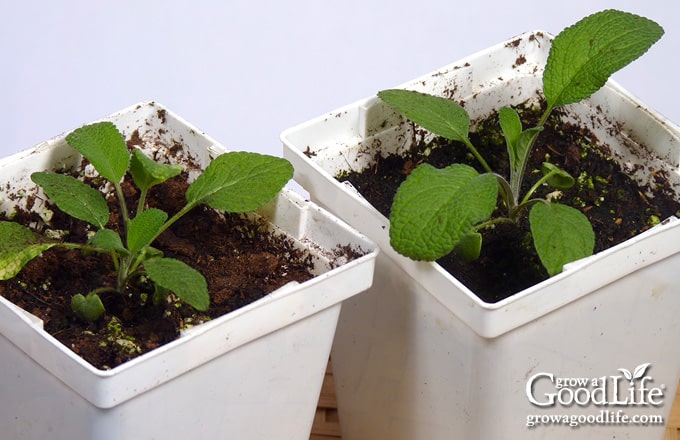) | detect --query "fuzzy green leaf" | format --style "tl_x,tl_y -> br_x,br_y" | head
31,172 -> 110,229
544,9 -> 664,109
529,202 -> 594,276
185,152 -> 293,213
499,106 -> 522,167
71,293 -> 105,322
144,257 -> 210,311
0,222 -> 57,280
129,149 -> 183,191
453,231 -> 483,262
542,162 -> 575,190
378,89 -> 470,142
65,122 -> 130,183
389,164 -> 498,260
90,229 -> 128,255
127,208 -> 168,254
